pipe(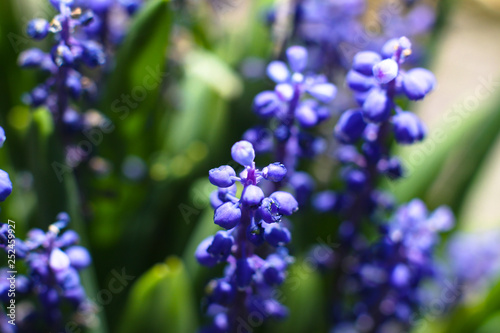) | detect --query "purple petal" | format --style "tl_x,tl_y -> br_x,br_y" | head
429,206 -> 454,231
346,70 -> 376,92
352,51 -> 381,76
372,59 -> 399,84
286,46 -> 308,73
381,38 -> 399,59
66,246 -> 92,269
275,83 -> 294,102
49,248 -> 70,271
307,83 -> 337,103
295,103 -> 318,128
0,170 -> 12,202
402,68 -> 436,100
362,89 -> 391,123
266,61 -> 290,83
231,140 -> 255,167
